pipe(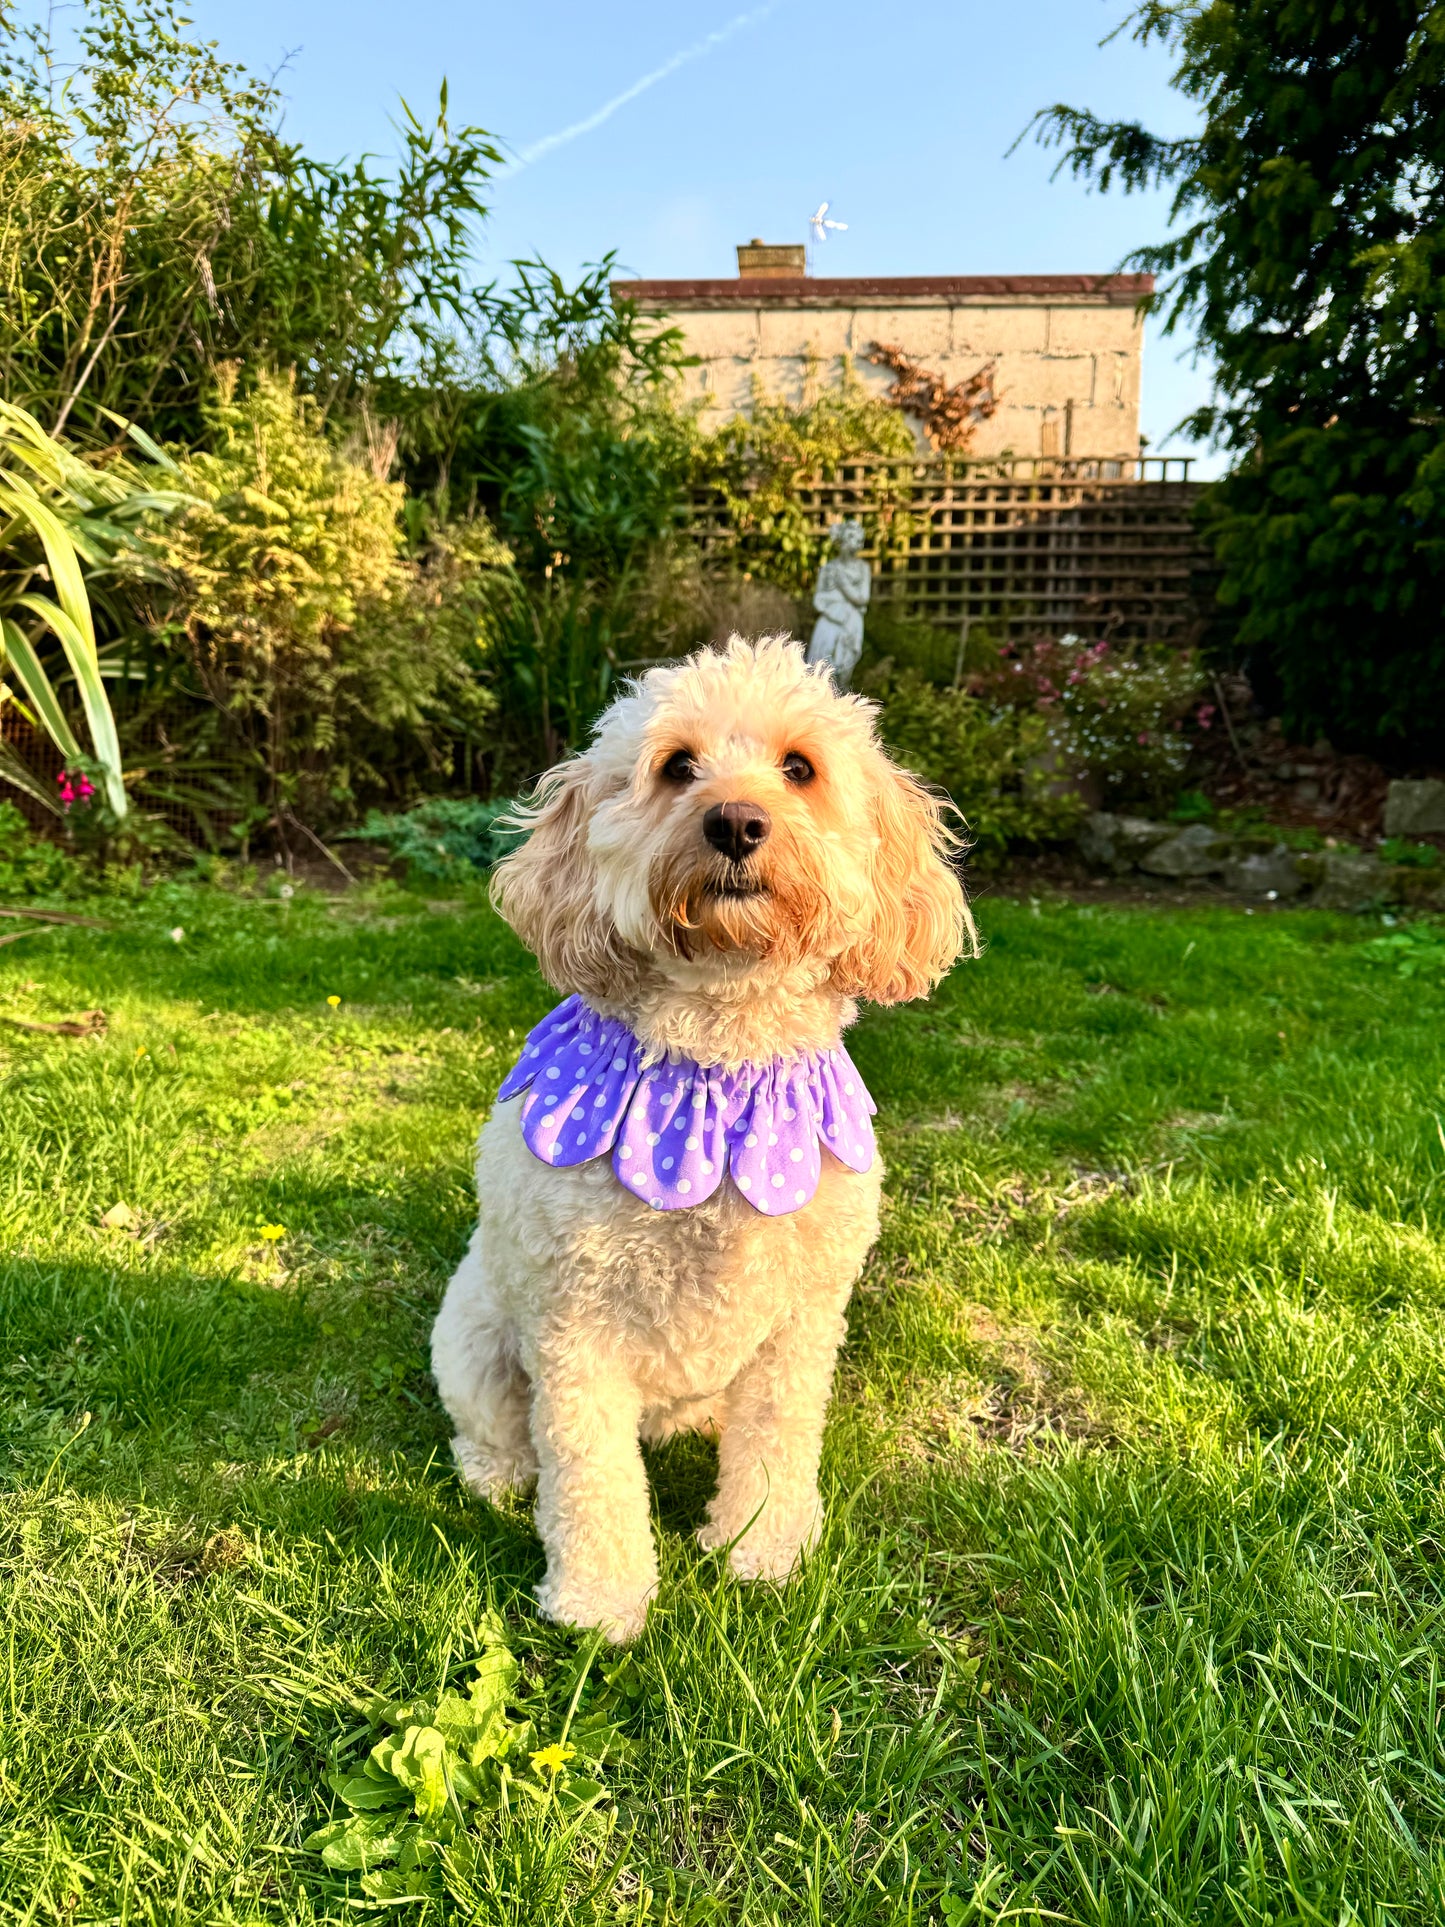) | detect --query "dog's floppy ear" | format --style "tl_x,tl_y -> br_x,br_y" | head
491,757 -> 634,1002
831,759 -> 974,1004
